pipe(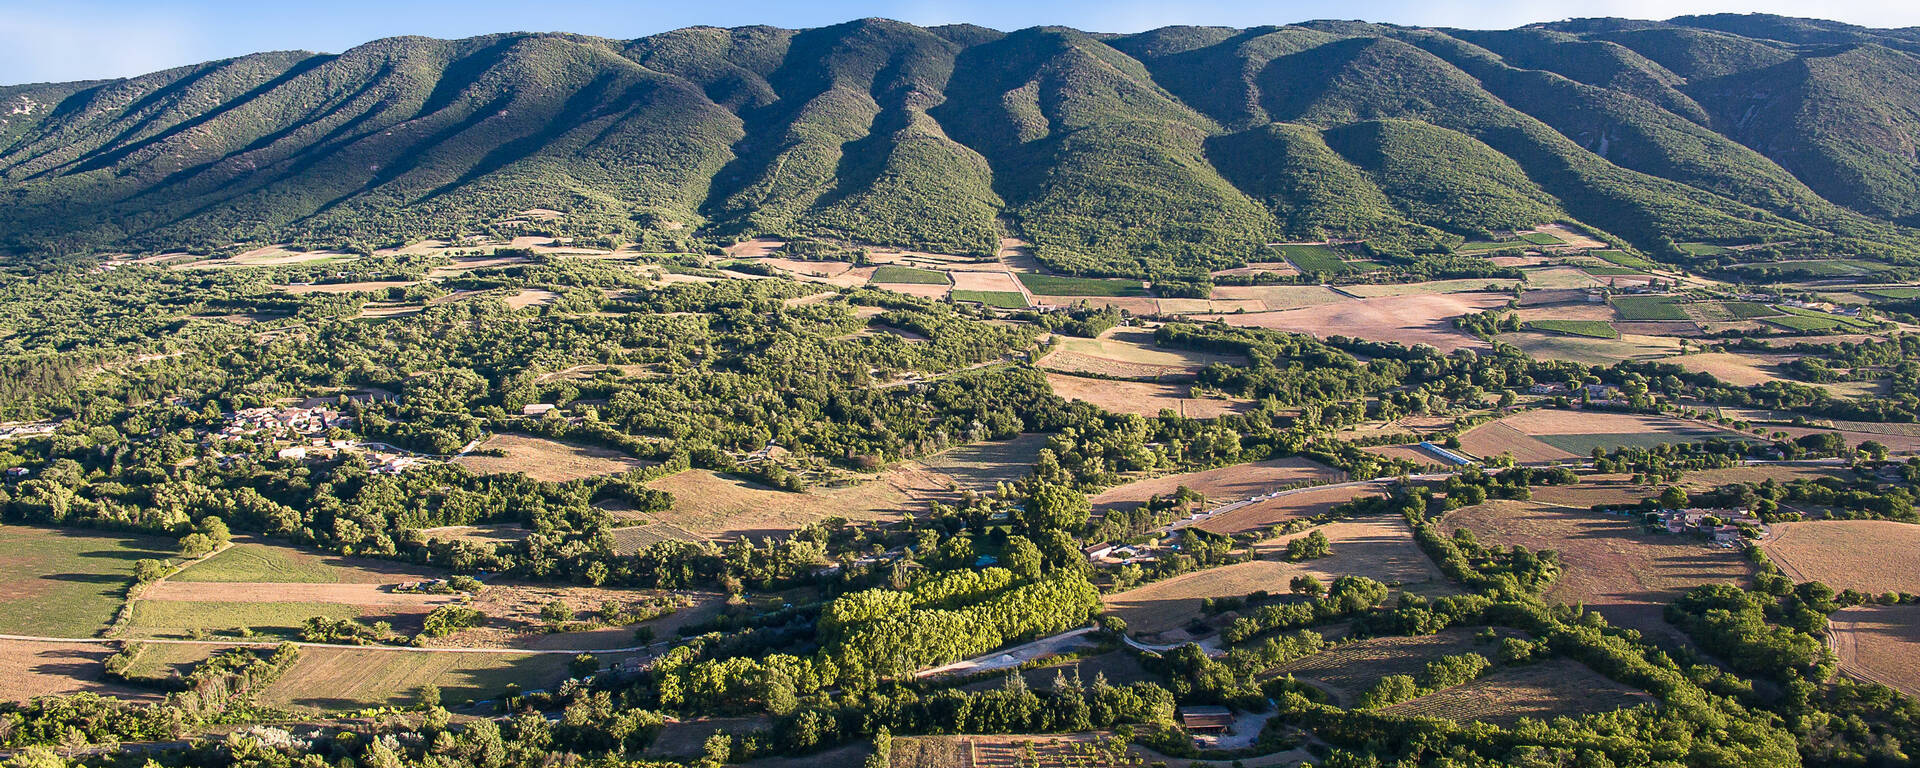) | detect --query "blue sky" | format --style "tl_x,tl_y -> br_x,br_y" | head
4,0 -> 1917,85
